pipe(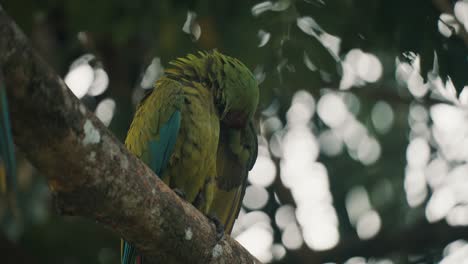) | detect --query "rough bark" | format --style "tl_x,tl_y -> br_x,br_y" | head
0,5 -> 258,264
